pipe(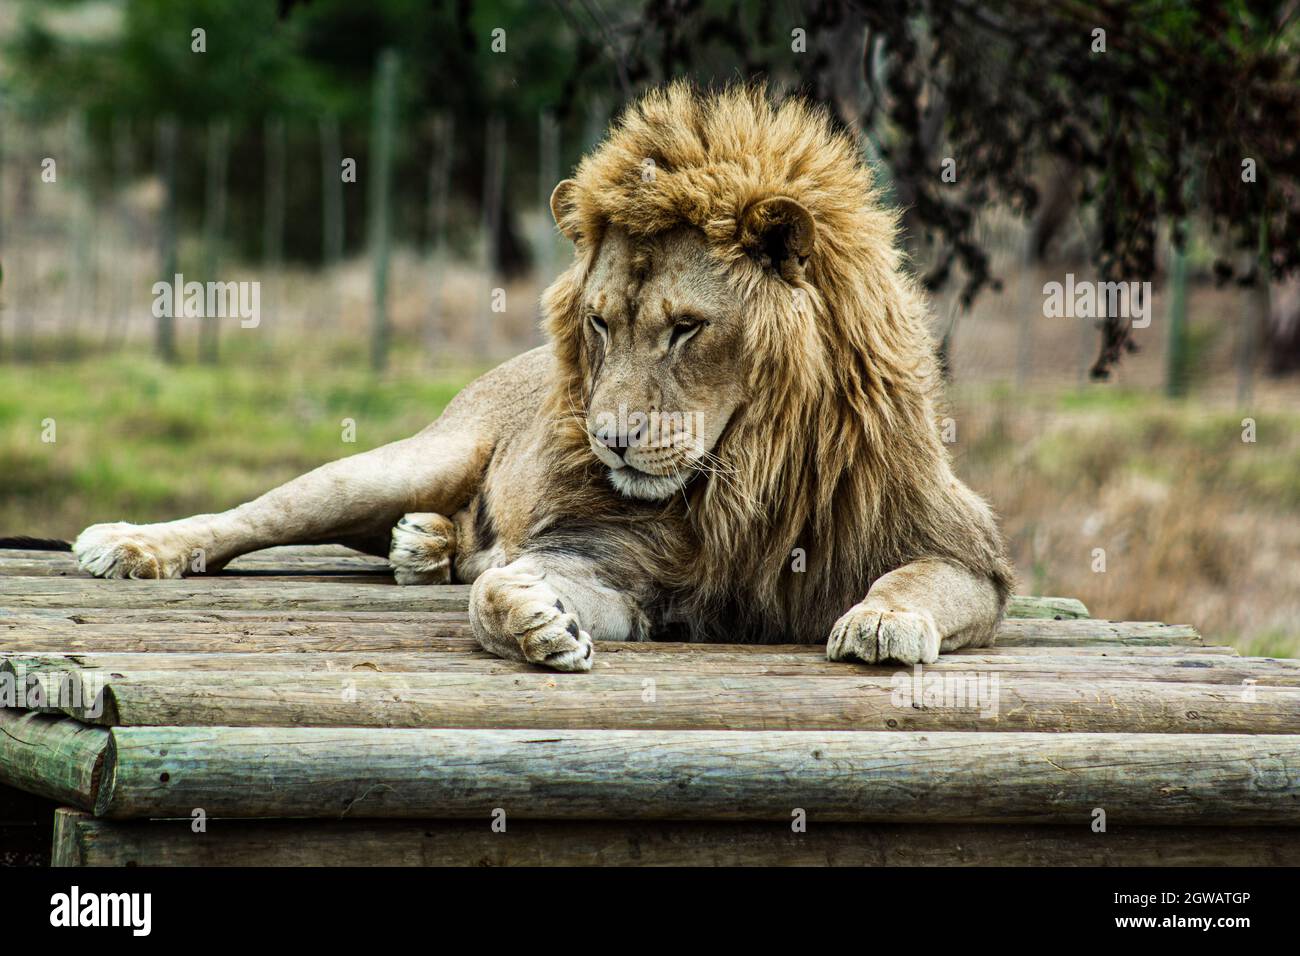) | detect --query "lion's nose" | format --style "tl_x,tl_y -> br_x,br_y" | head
592,431 -> 628,460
